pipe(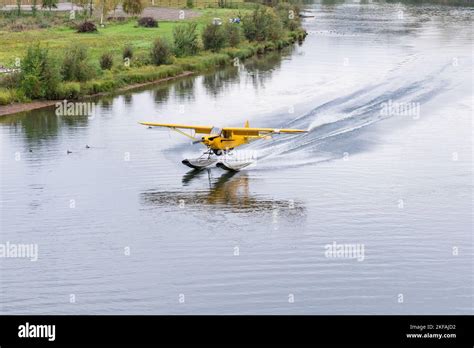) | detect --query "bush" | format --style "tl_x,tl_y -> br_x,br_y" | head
132,52 -> 151,67
173,22 -> 200,57
0,89 -> 10,105
276,3 -> 301,31
222,46 -> 256,60
82,79 -> 118,95
150,37 -> 172,66
0,88 -> 16,105
61,45 -> 95,82
288,29 -> 307,42
77,21 -> 97,33
0,72 -> 21,89
123,0 -> 144,16
41,0 -> 58,10
117,65 -> 183,85
21,75 -> 41,99
100,52 -> 114,70
138,17 -> 158,28
264,41 -> 276,51
10,23 -> 25,32
202,23 -> 226,52
242,6 -> 283,42
0,88 -> 27,105
123,45 -> 134,60
20,44 -> 61,99
54,81 -> 81,99
223,22 -> 241,47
